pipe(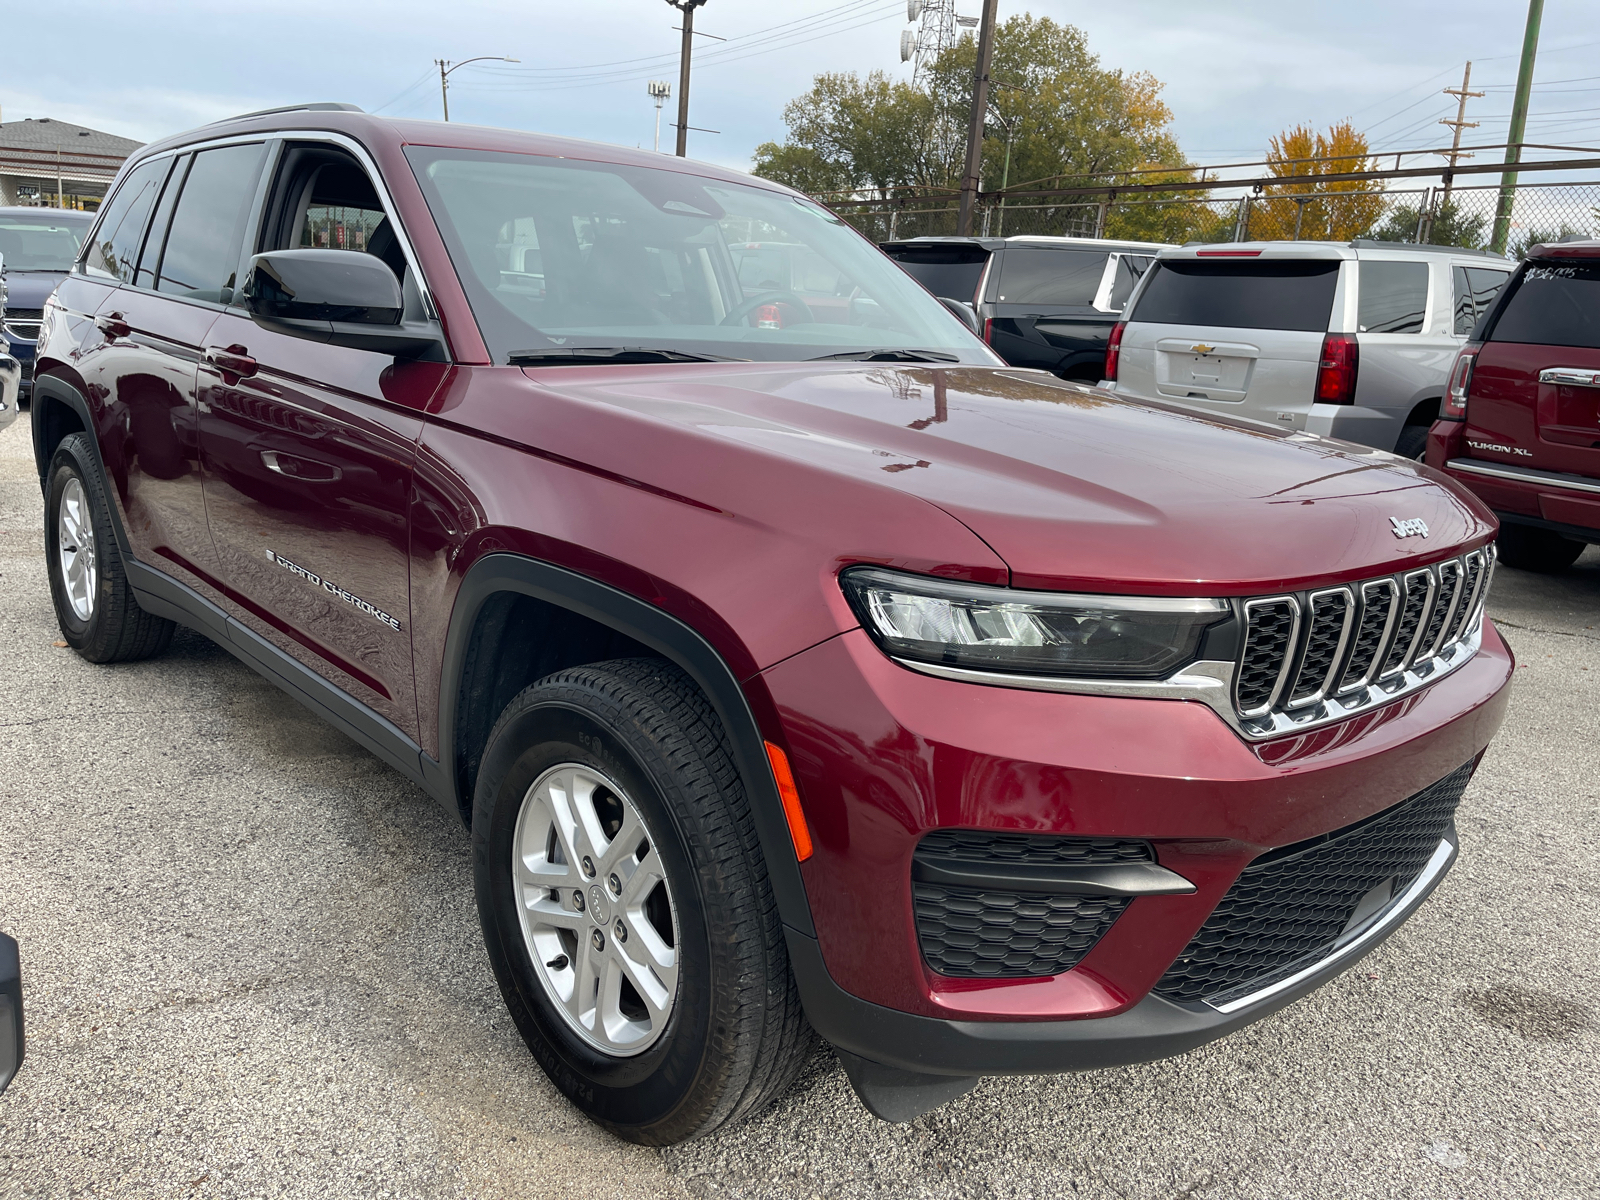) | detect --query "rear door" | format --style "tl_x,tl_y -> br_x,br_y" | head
1467,259 -> 1600,526
982,246 -> 1112,378
1350,256 -> 1446,430
1116,256 -> 1340,429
